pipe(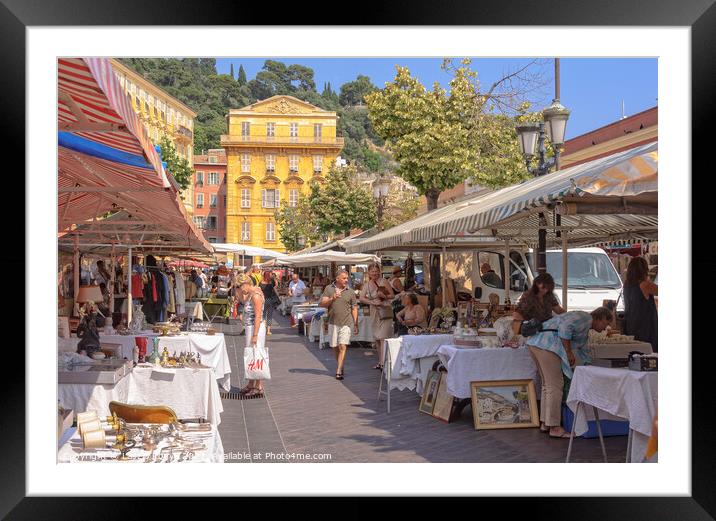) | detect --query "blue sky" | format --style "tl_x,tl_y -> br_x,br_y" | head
215,58 -> 657,140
